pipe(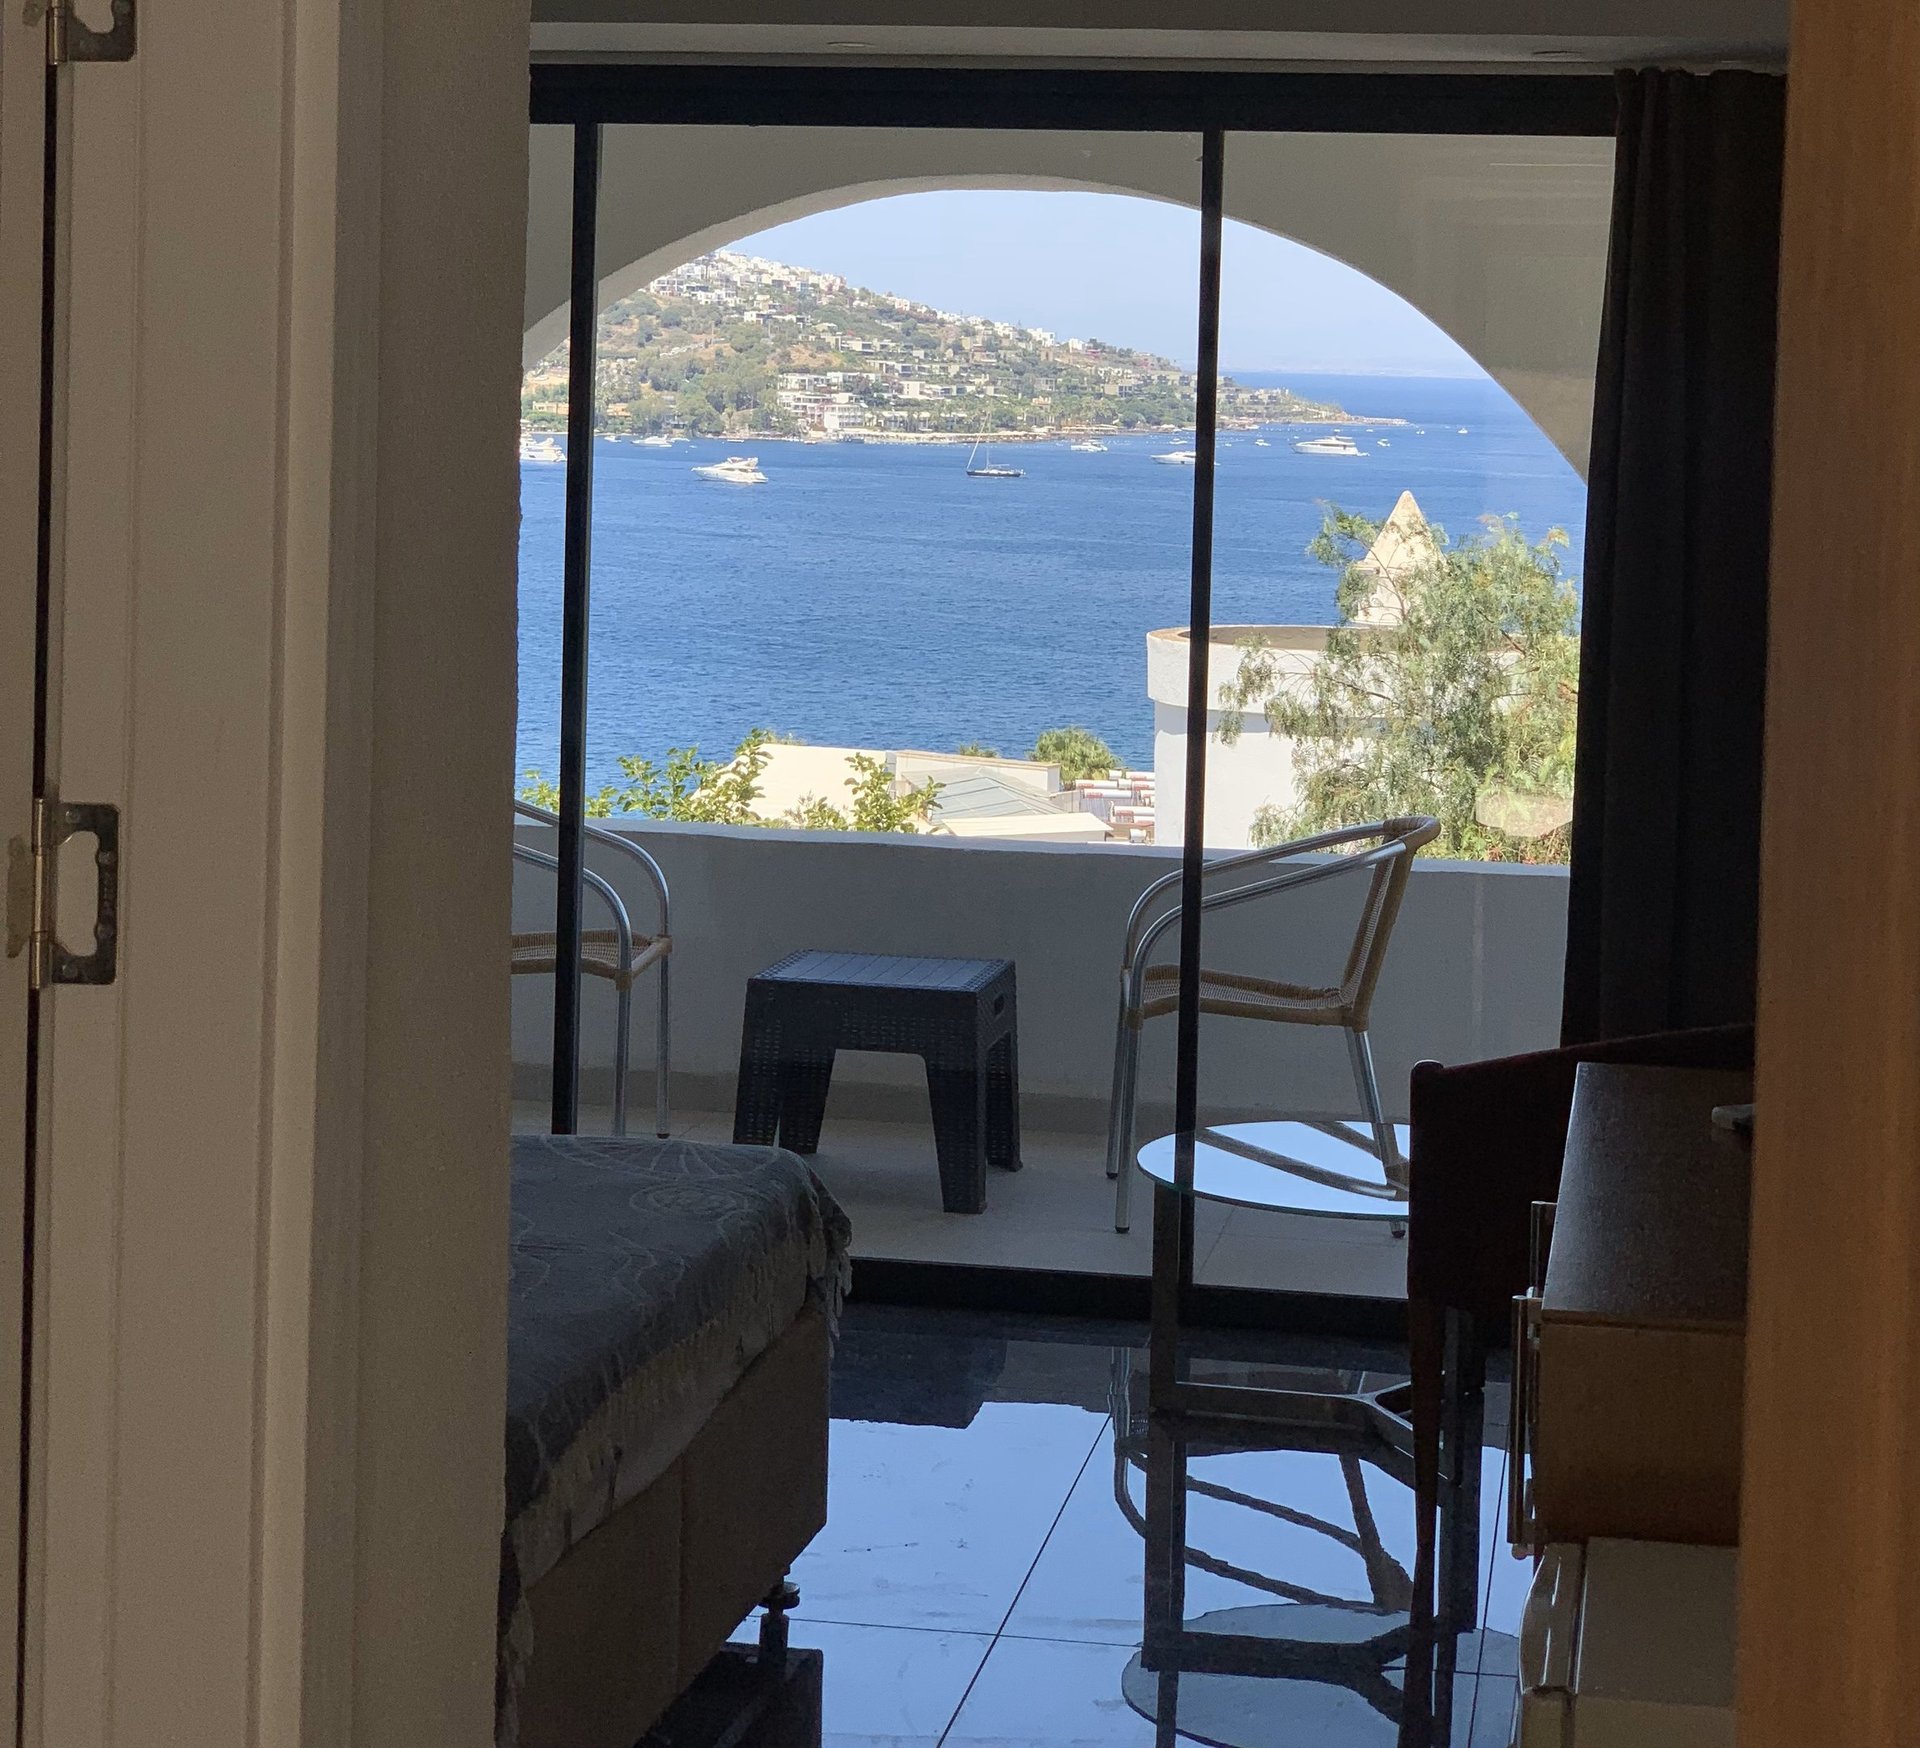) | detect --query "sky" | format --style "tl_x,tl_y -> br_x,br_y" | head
733,189 -> 1484,379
